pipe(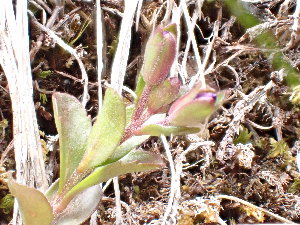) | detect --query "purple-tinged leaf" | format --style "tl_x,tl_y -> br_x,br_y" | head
52,93 -> 92,193
168,84 -> 217,127
8,179 -> 53,225
147,77 -> 181,113
53,185 -> 102,225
